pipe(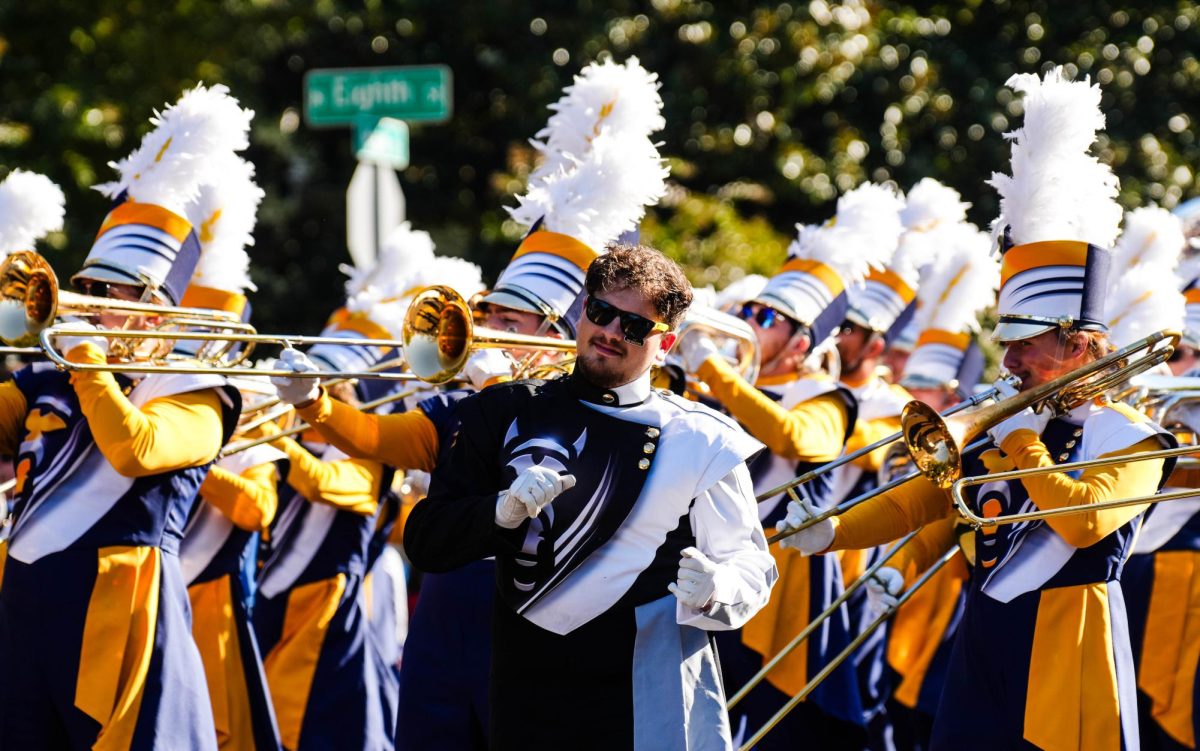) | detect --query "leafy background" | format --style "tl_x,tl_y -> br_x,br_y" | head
3,0 -> 1198,338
